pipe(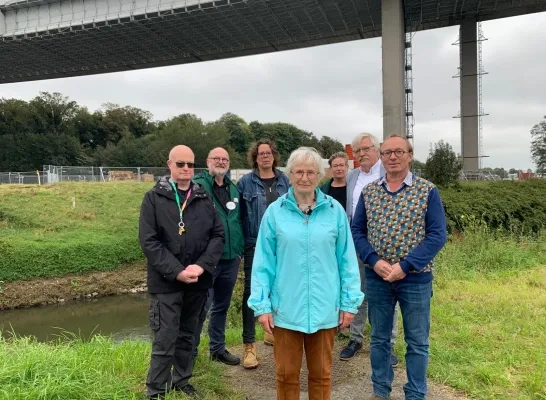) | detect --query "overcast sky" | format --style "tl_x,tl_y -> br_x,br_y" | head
2,12 -> 545,170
